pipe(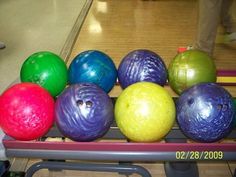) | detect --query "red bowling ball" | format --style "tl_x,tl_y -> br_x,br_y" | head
0,83 -> 55,141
